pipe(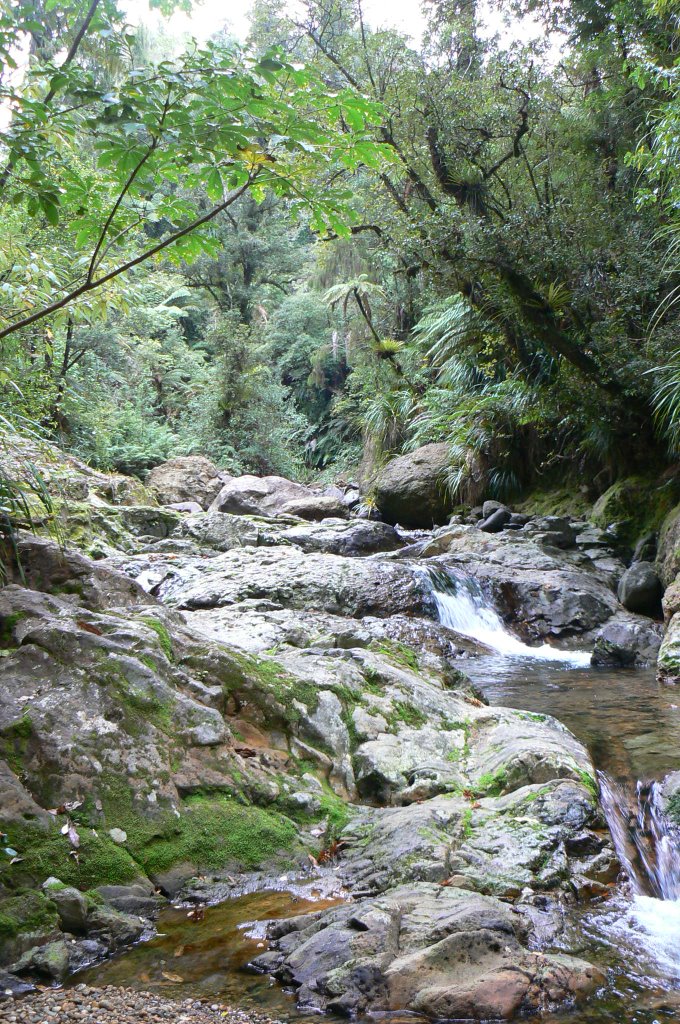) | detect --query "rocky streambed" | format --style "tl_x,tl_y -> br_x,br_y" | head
2,452 -> 680,1022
